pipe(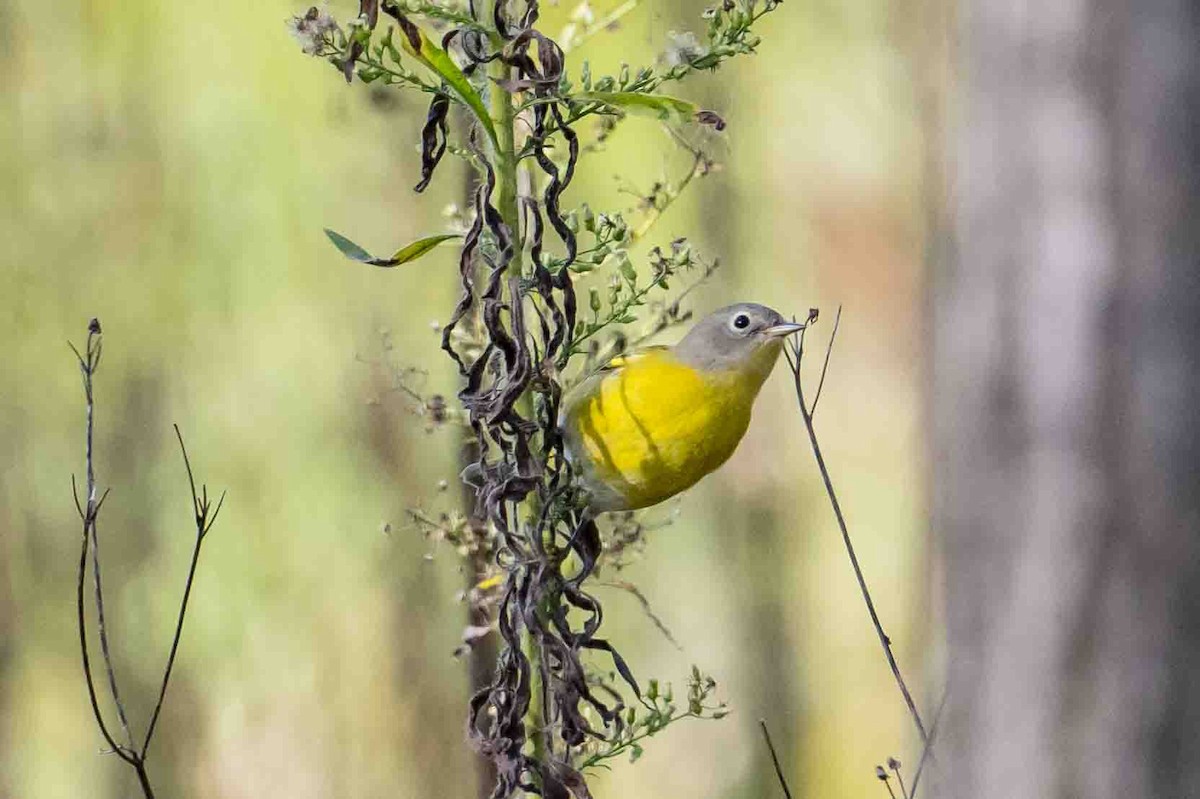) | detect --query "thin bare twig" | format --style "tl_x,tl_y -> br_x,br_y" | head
76,502 -> 133,760
601,580 -> 681,650
140,426 -> 222,757
90,508 -> 135,749
759,719 -> 793,799
908,686 -> 948,799
784,311 -> 930,747
71,319 -> 224,798
809,305 -> 842,417
892,758 -> 910,799
878,771 -> 900,799
73,319 -> 138,769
